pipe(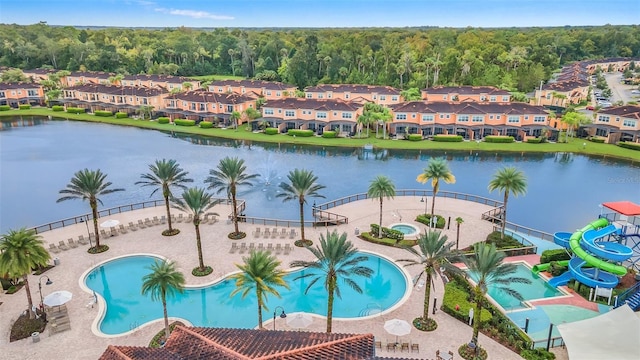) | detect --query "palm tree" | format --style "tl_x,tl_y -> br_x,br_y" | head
488,167 -> 527,240
277,169 -> 326,245
57,169 -> 124,251
229,250 -> 290,329
136,159 -> 193,236
463,243 -> 530,349
398,230 -> 460,330
205,157 -> 259,238
367,175 -> 396,238
230,111 -> 241,129
290,230 -> 373,333
416,158 -> 456,219
141,259 -> 185,341
172,187 -> 219,275
0,229 -> 51,319
455,217 -> 464,249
